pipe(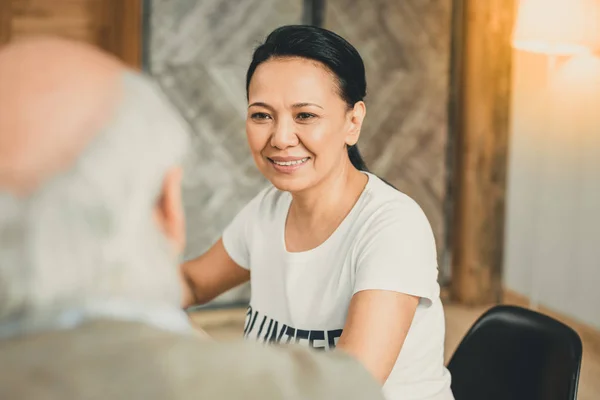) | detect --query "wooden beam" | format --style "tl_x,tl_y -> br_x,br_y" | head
1,0 -> 142,69
94,0 -> 143,69
112,0 -> 143,69
0,0 -> 12,46
449,0 -> 517,305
